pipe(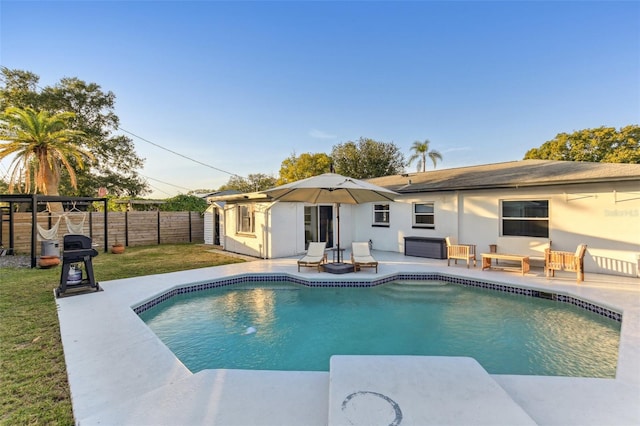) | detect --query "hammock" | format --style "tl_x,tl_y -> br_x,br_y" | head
37,216 -> 62,240
65,213 -> 87,234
